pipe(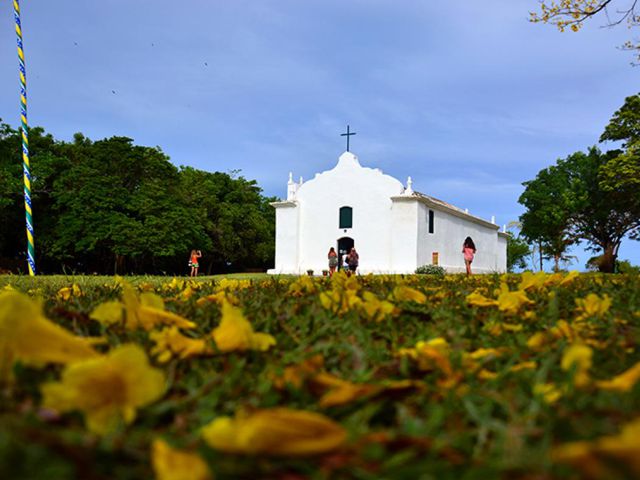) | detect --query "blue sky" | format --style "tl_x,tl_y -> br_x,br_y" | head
1,0 -> 638,269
